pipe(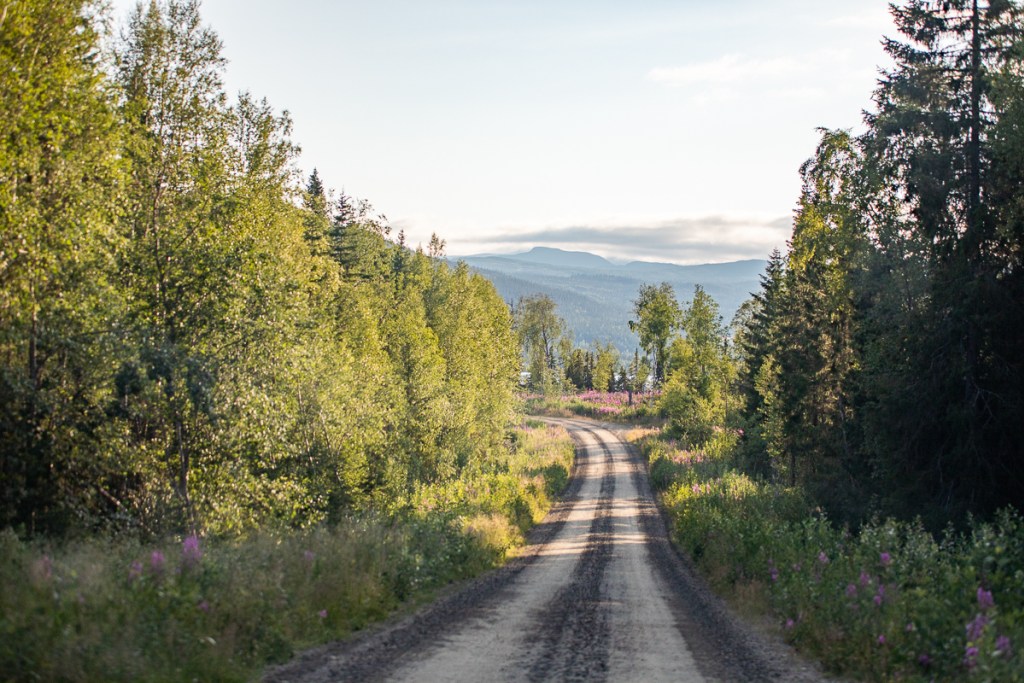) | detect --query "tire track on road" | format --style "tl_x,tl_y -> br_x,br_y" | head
526,424 -> 615,681
265,417 -> 832,683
